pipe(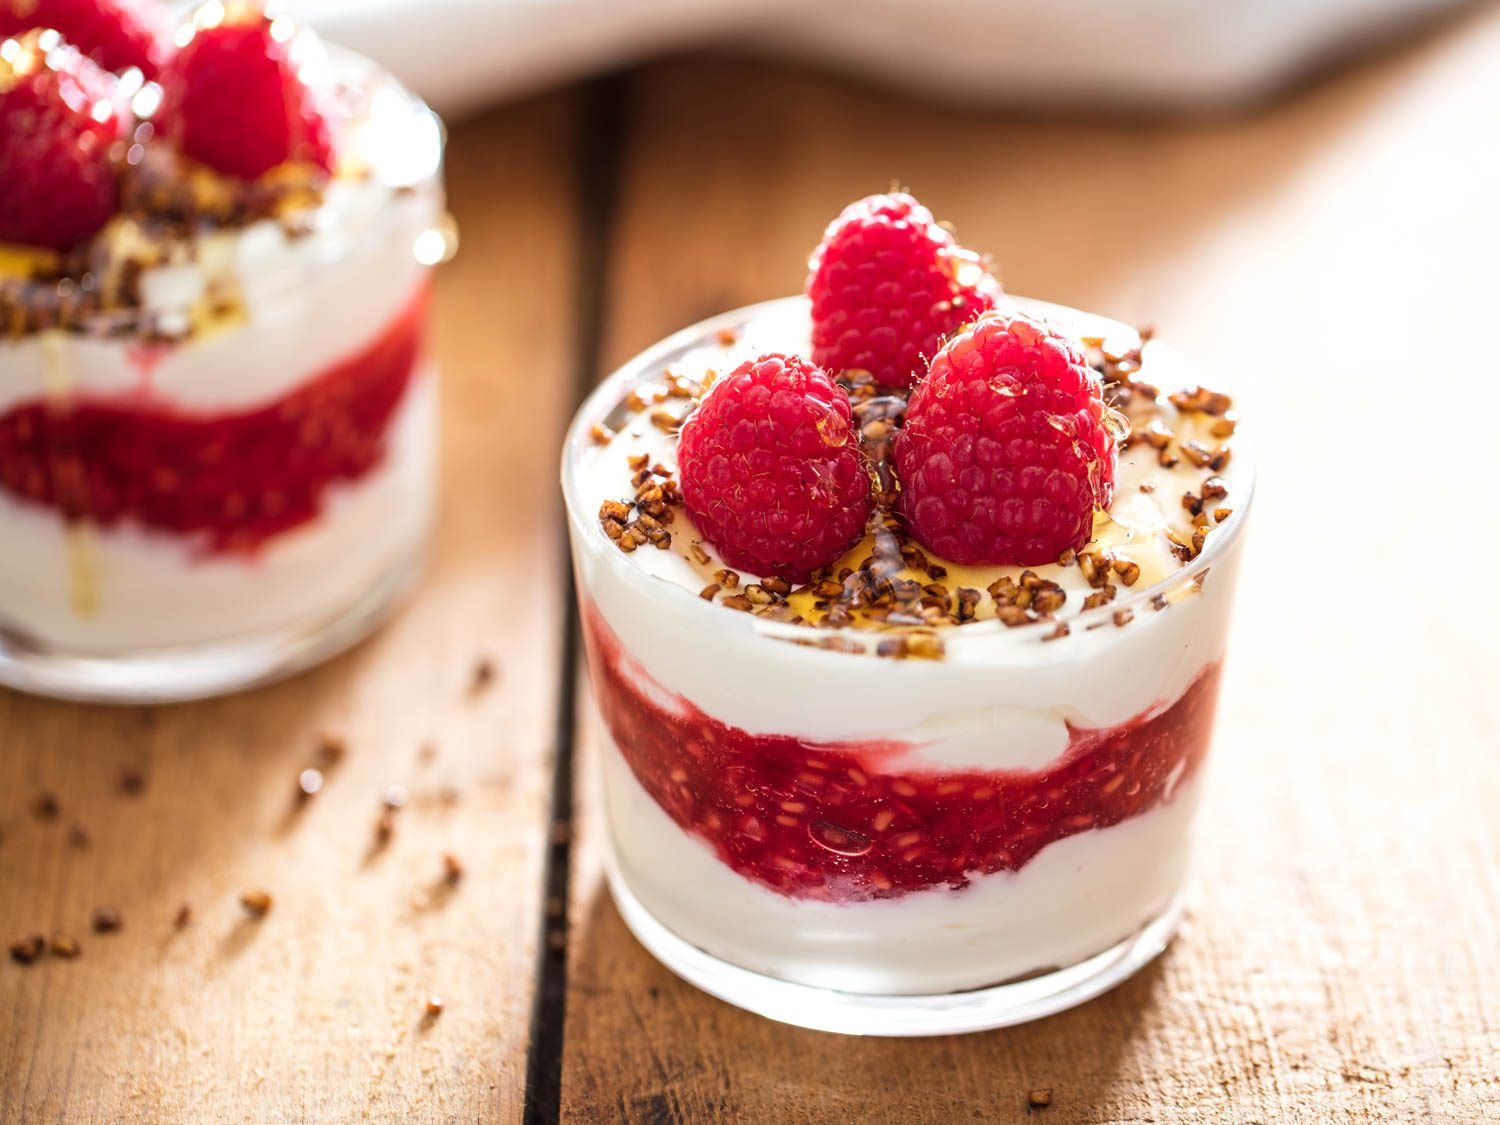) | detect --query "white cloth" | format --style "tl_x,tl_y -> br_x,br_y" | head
289,0 -> 1460,116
